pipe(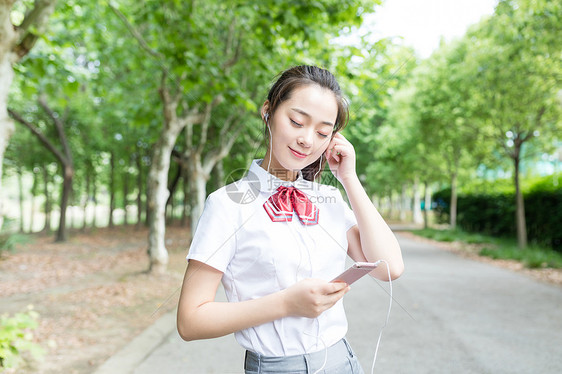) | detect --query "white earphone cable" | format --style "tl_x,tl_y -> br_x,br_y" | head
265,118 -> 393,373
371,259 -> 393,374
266,119 -> 273,176
266,121 -> 327,371
313,153 -> 323,181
